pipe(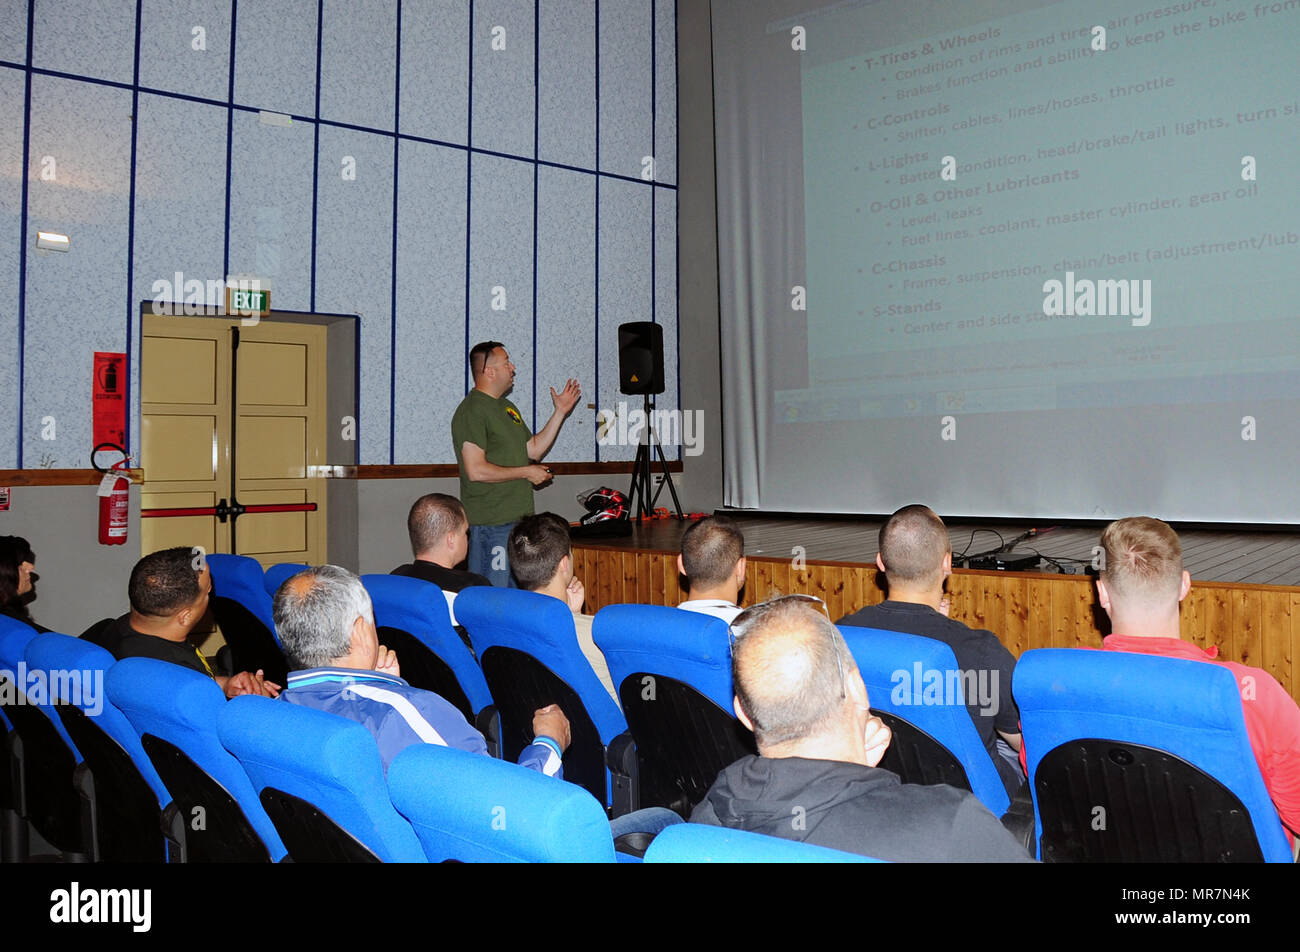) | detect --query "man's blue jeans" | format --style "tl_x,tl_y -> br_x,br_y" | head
468,522 -> 518,587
